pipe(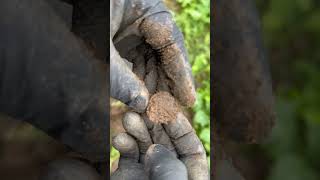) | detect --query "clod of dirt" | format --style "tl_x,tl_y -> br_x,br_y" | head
146,91 -> 180,124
